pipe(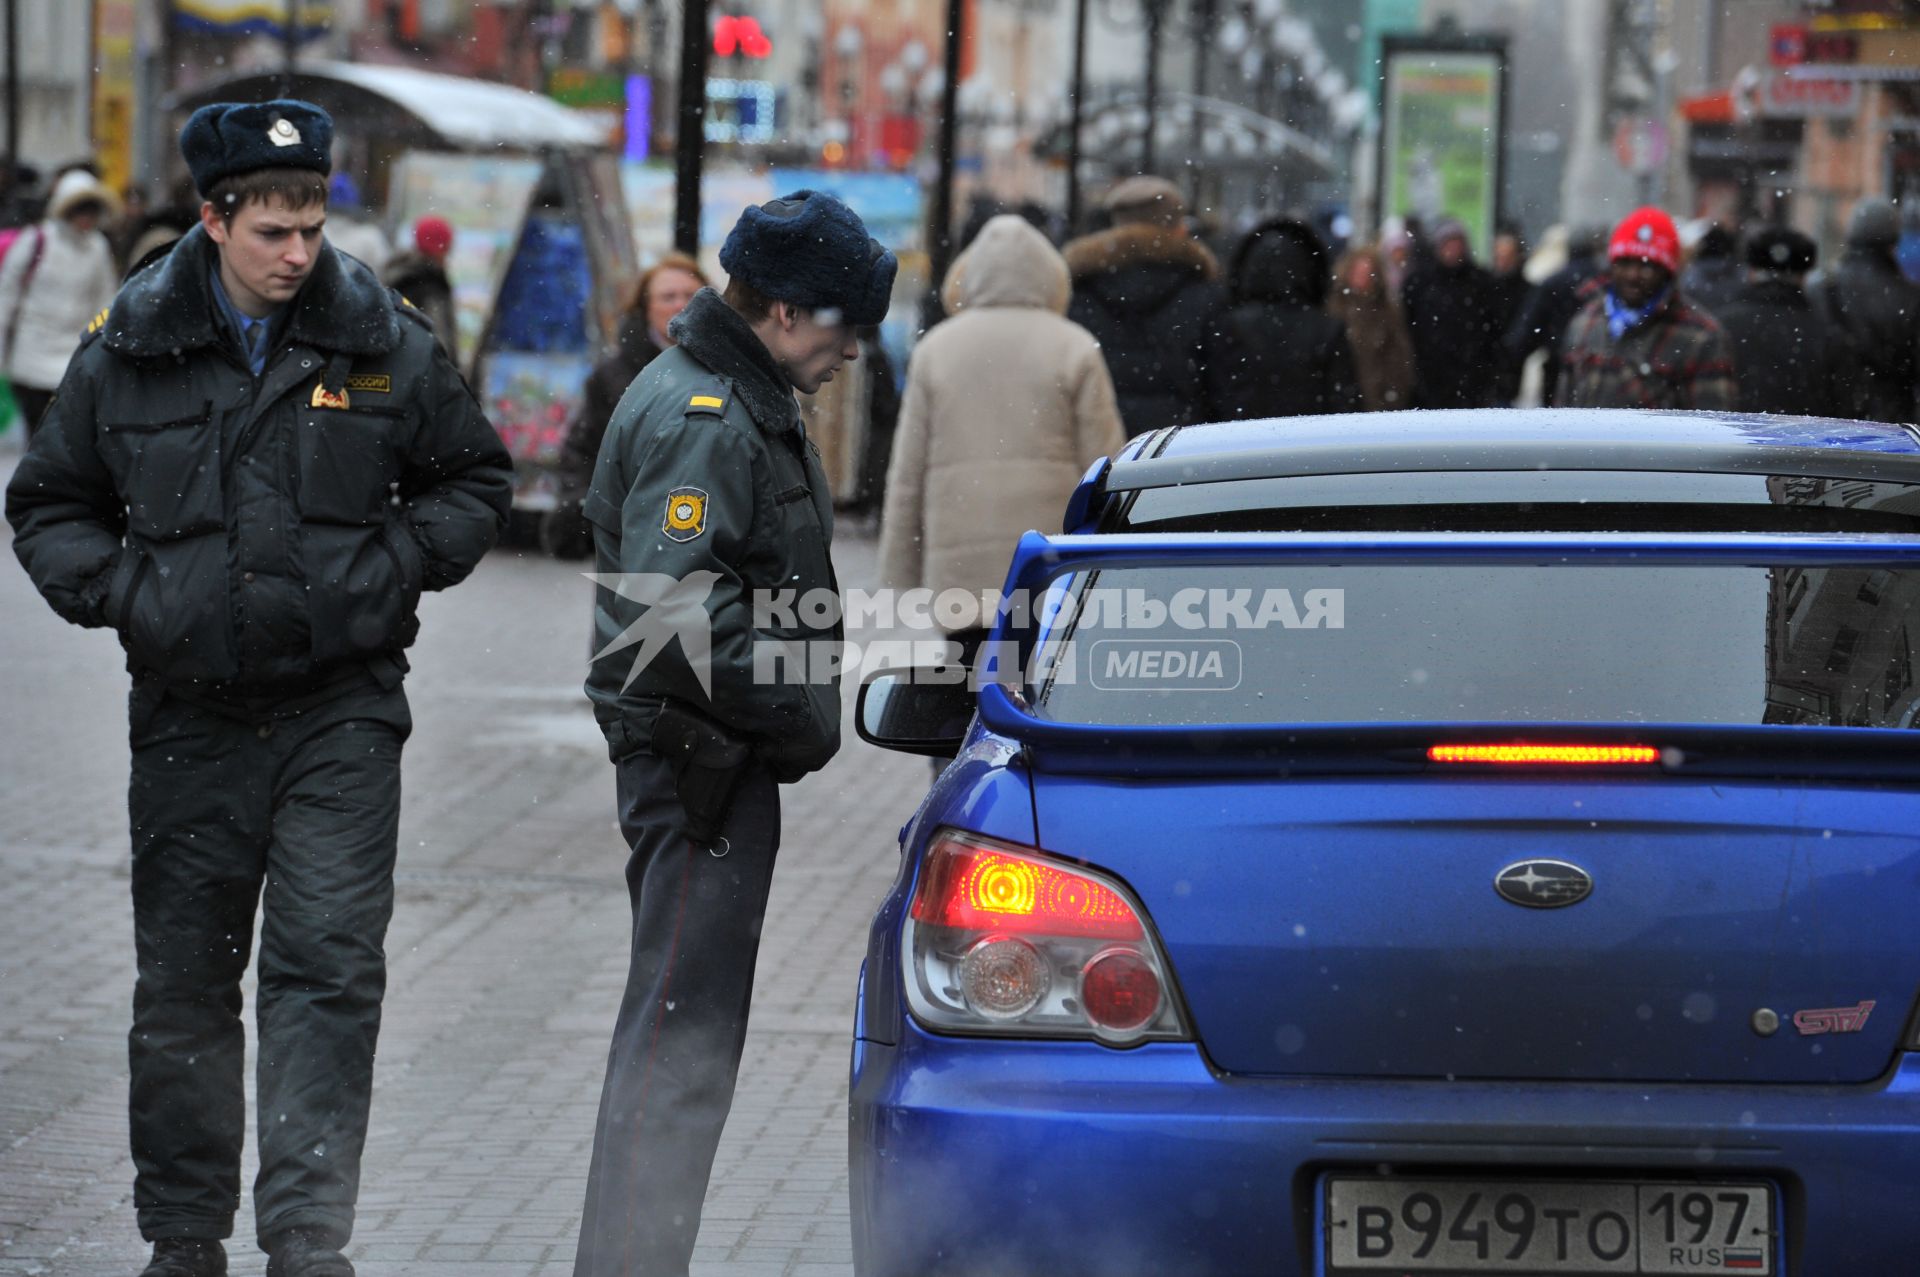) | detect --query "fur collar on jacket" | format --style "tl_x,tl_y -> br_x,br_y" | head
1062,223 -> 1218,283
669,287 -> 798,433
101,223 -> 402,361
